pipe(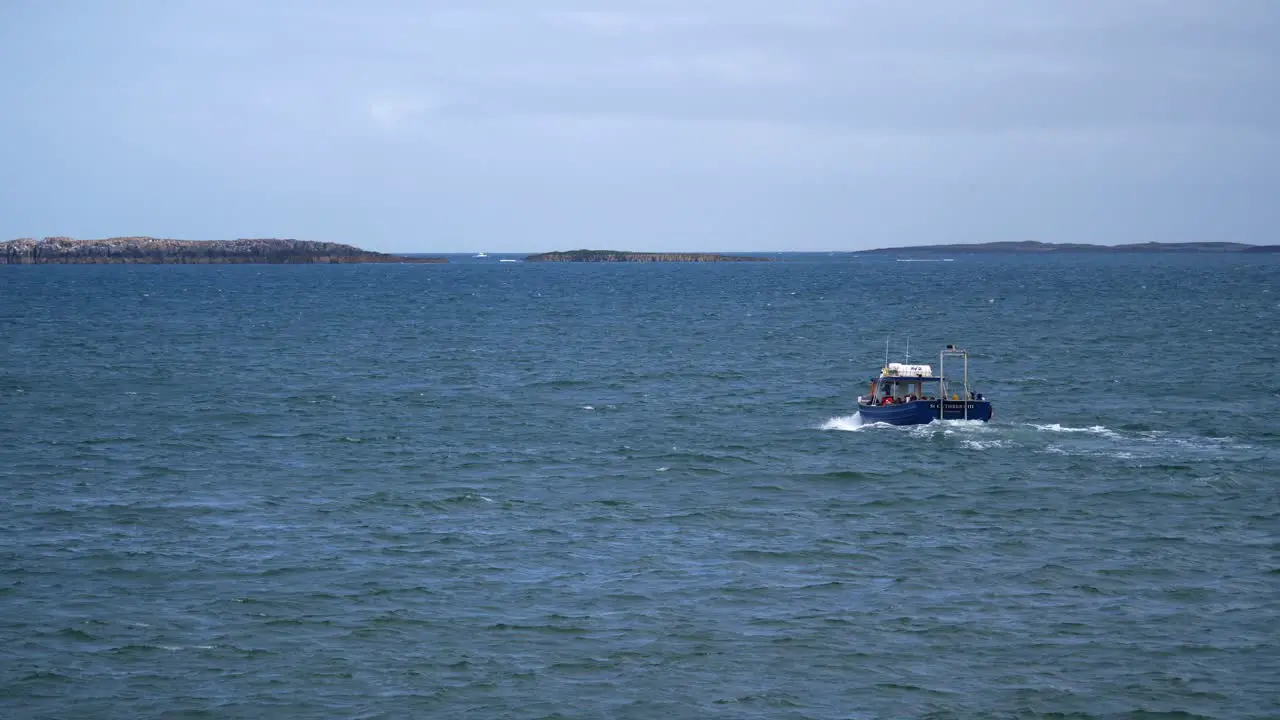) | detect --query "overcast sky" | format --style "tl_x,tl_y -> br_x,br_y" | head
2,1 -> 1277,252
